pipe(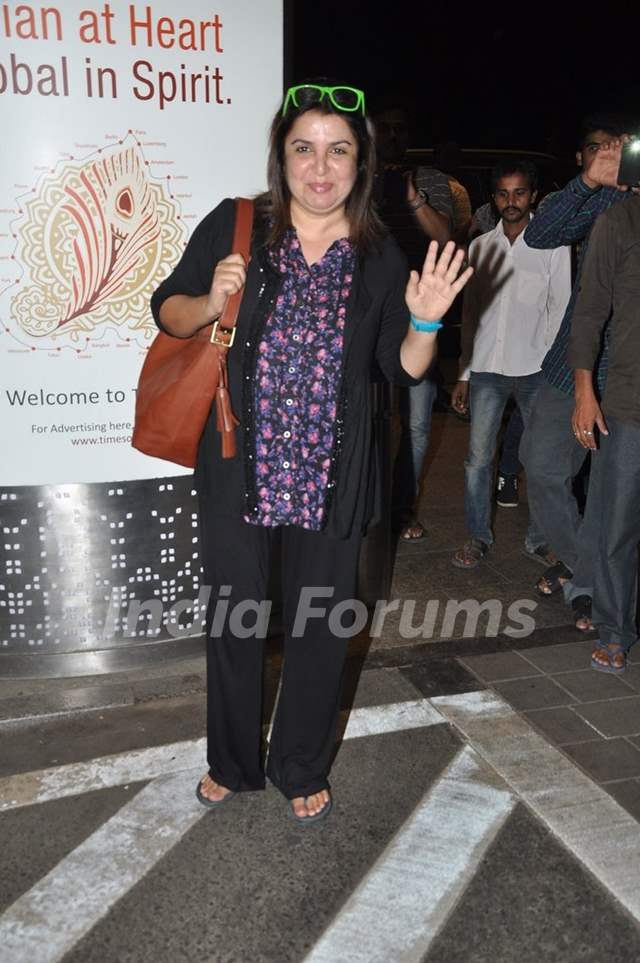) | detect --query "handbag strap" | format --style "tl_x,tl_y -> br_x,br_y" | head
213,197 -> 254,342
